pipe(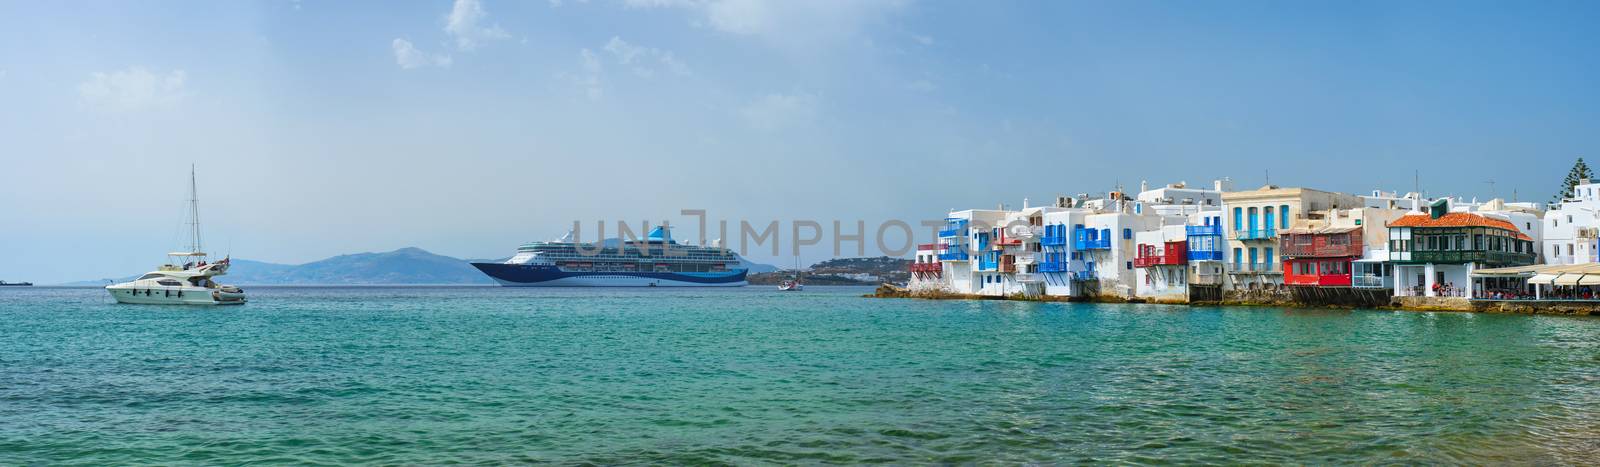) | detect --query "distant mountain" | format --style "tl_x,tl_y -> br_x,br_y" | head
227,247 -> 493,285
63,246 -> 776,285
